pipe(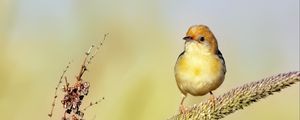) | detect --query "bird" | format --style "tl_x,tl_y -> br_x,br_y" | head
174,25 -> 226,113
